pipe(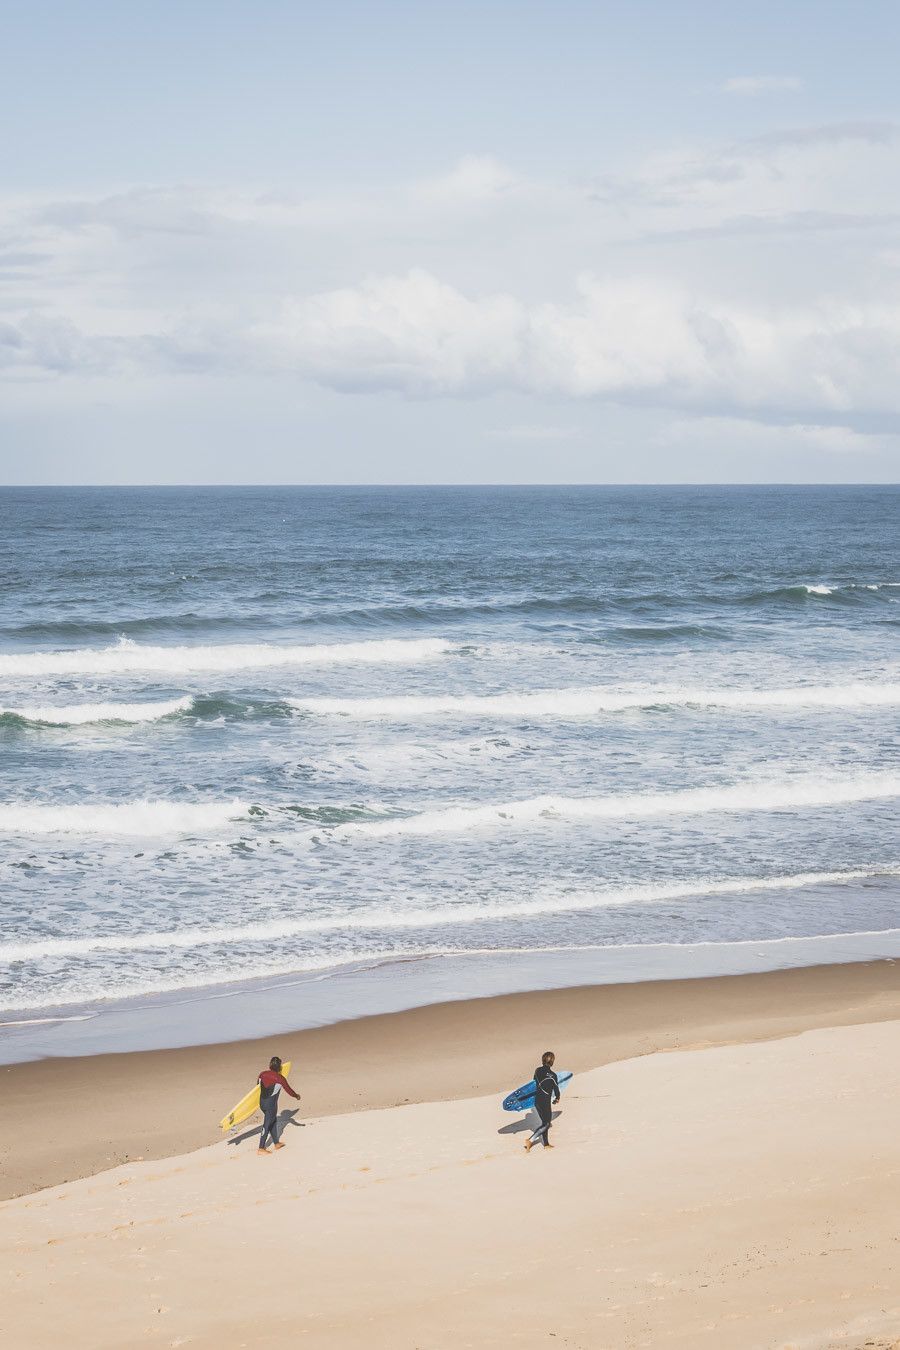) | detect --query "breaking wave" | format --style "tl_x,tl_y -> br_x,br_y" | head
0,867 -> 892,962
0,697 -> 193,727
290,681 -> 900,719
5,680 -> 898,729
0,636 -> 454,678
0,799 -> 249,835
741,582 -> 899,604
336,773 -> 900,839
